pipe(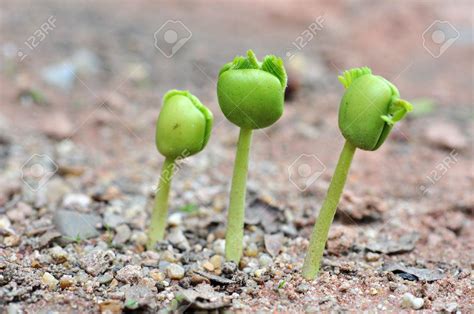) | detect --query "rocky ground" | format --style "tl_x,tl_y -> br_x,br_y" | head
0,0 -> 473,313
